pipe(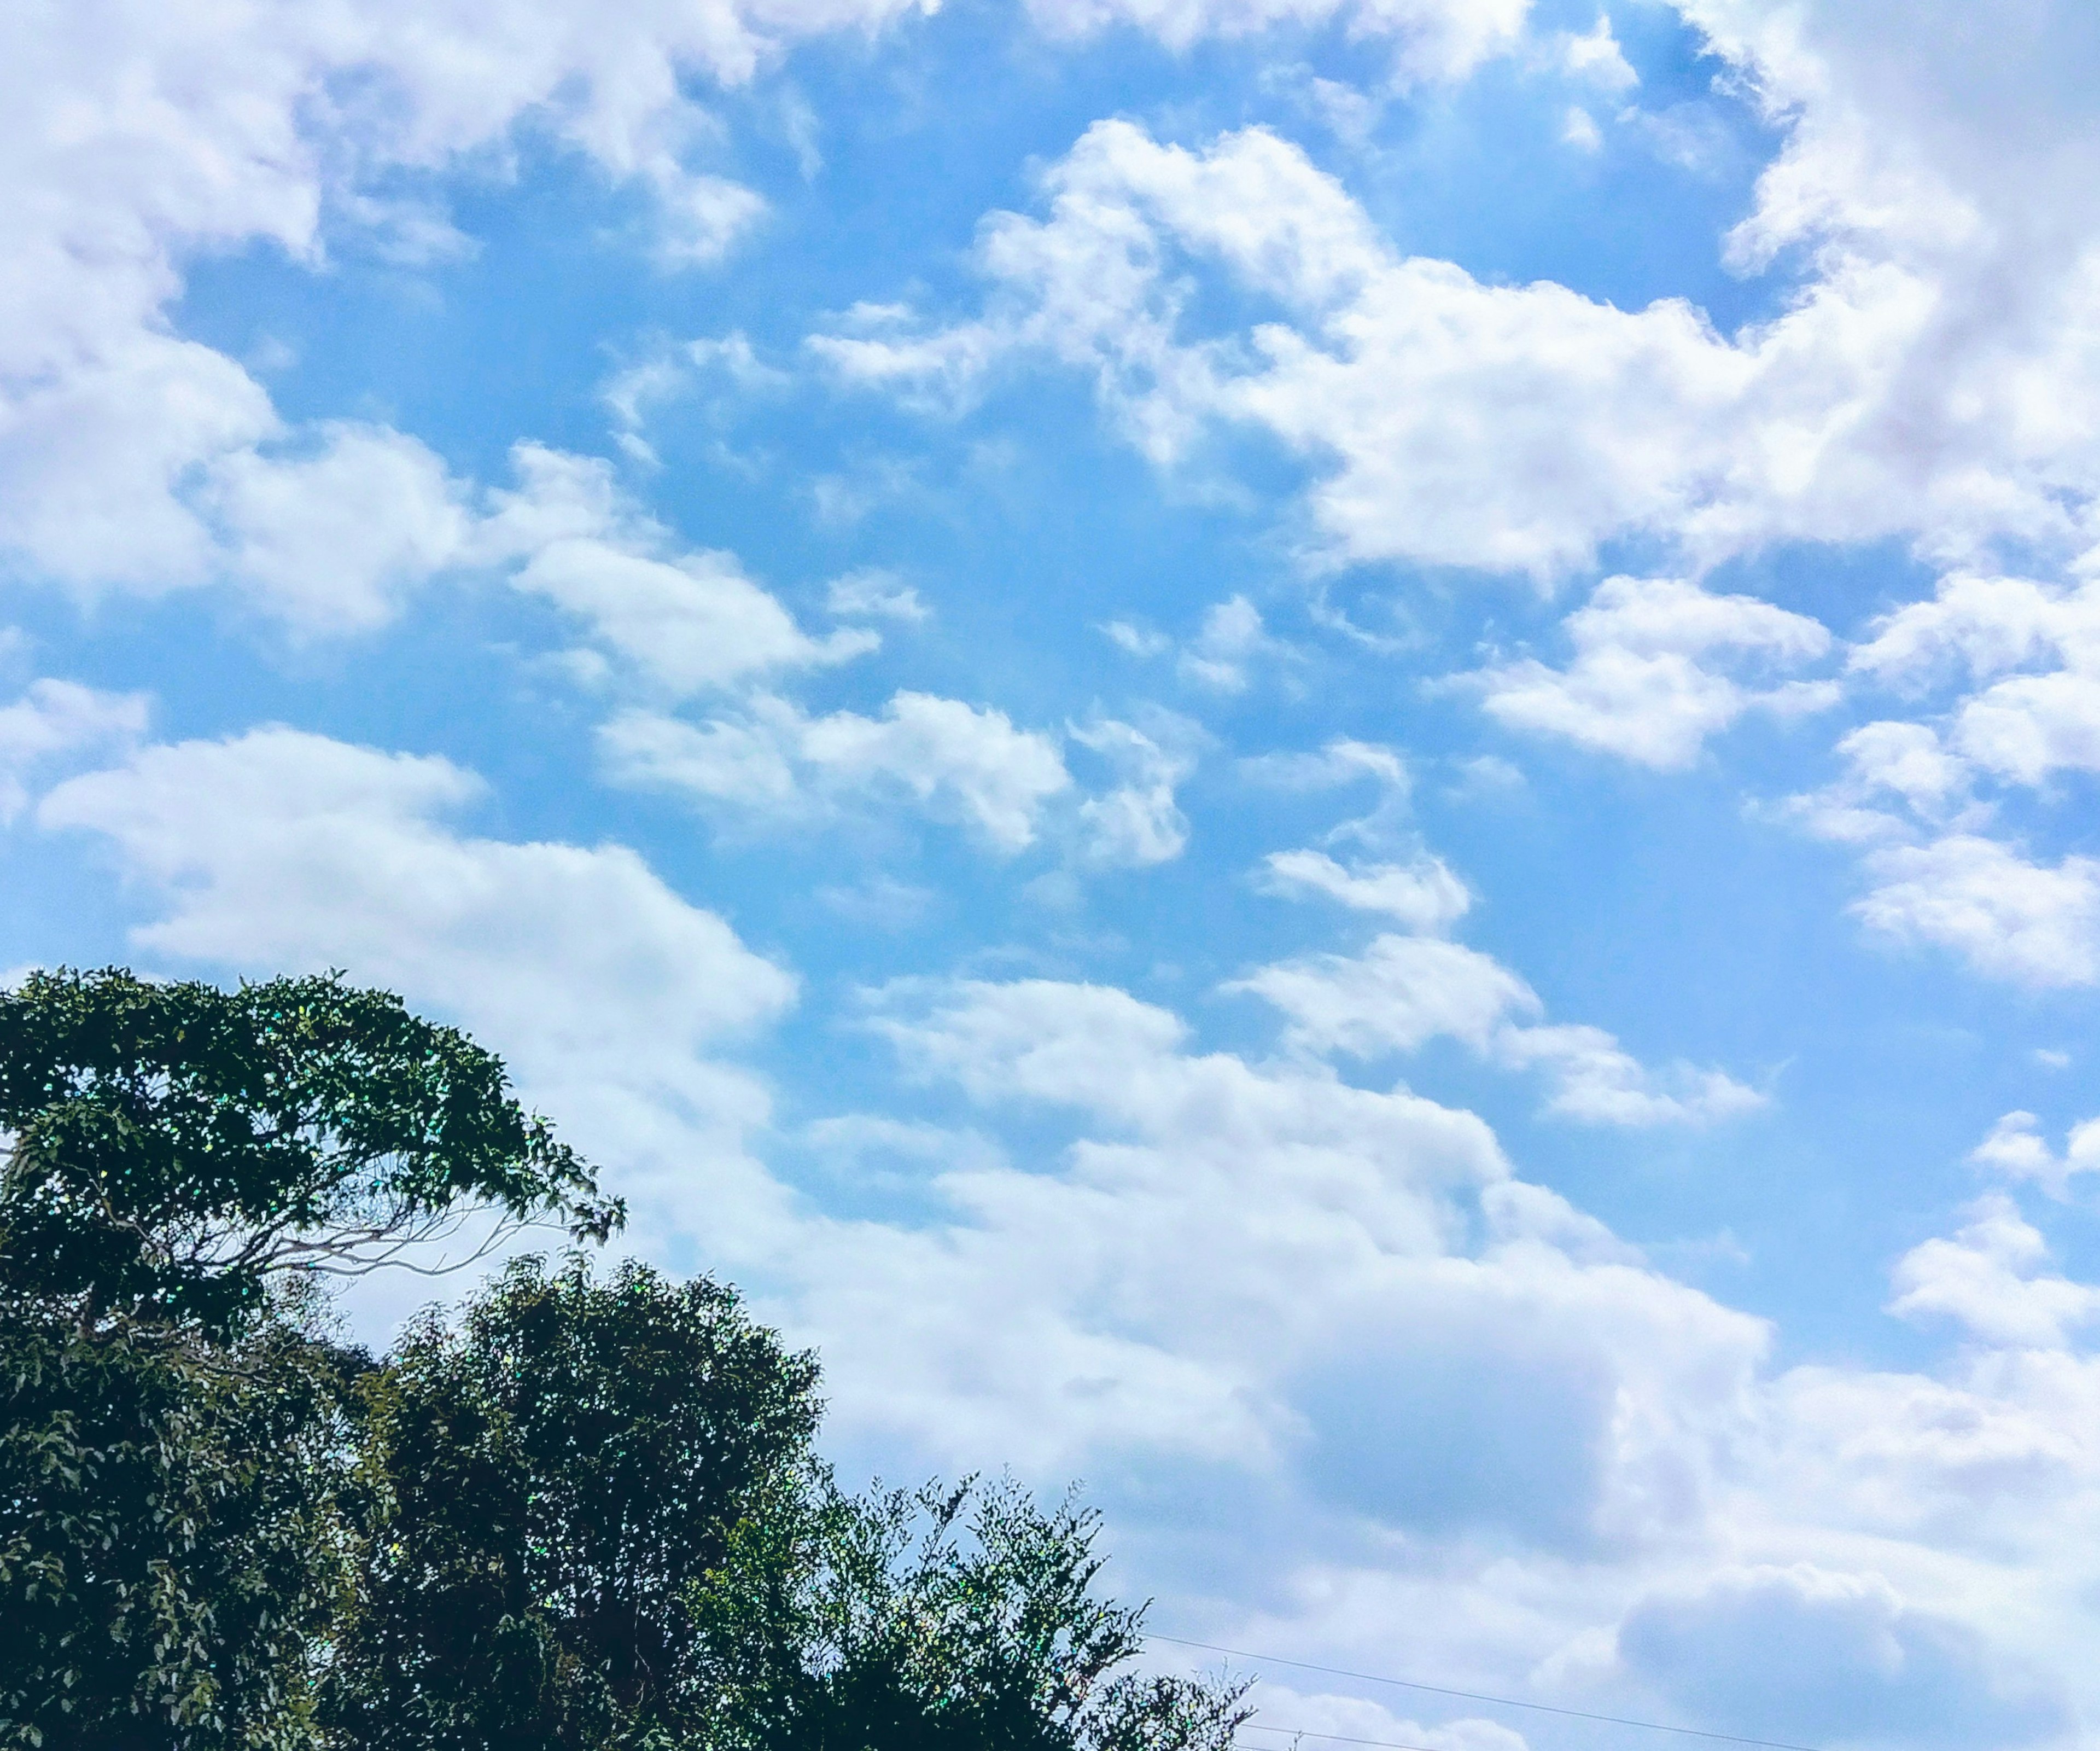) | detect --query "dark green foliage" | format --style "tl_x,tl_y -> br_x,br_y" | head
0,969 -> 620,1332
0,1302 -> 361,1751
325,1256 -> 823,1751
0,967 -> 1251,1751
685,1477 -> 1251,1751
